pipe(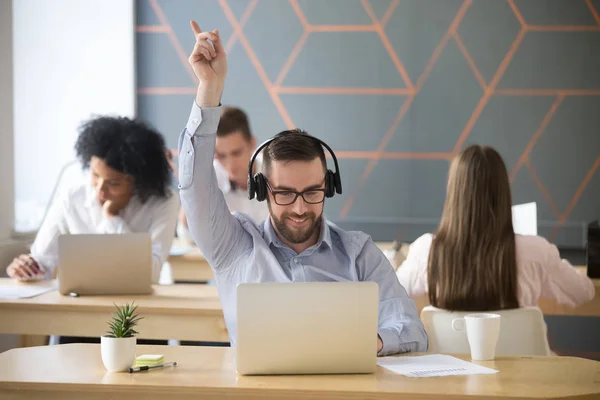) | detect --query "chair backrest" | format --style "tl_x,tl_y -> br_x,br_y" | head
51,160 -> 87,201
420,306 -> 551,356
38,161 -> 86,228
